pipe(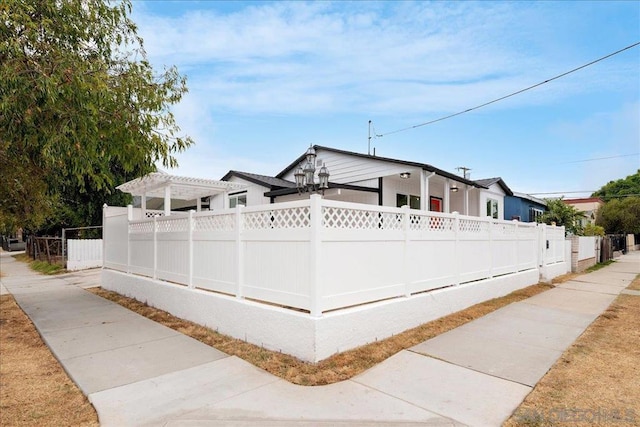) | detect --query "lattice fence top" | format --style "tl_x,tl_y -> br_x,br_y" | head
459,218 -> 489,233
130,221 -> 154,234
243,206 -> 311,230
144,210 -> 164,218
409,214 -> 455,232
323,206 -> 404,230
194,214 -> 235,232
156,217 -> 189,233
